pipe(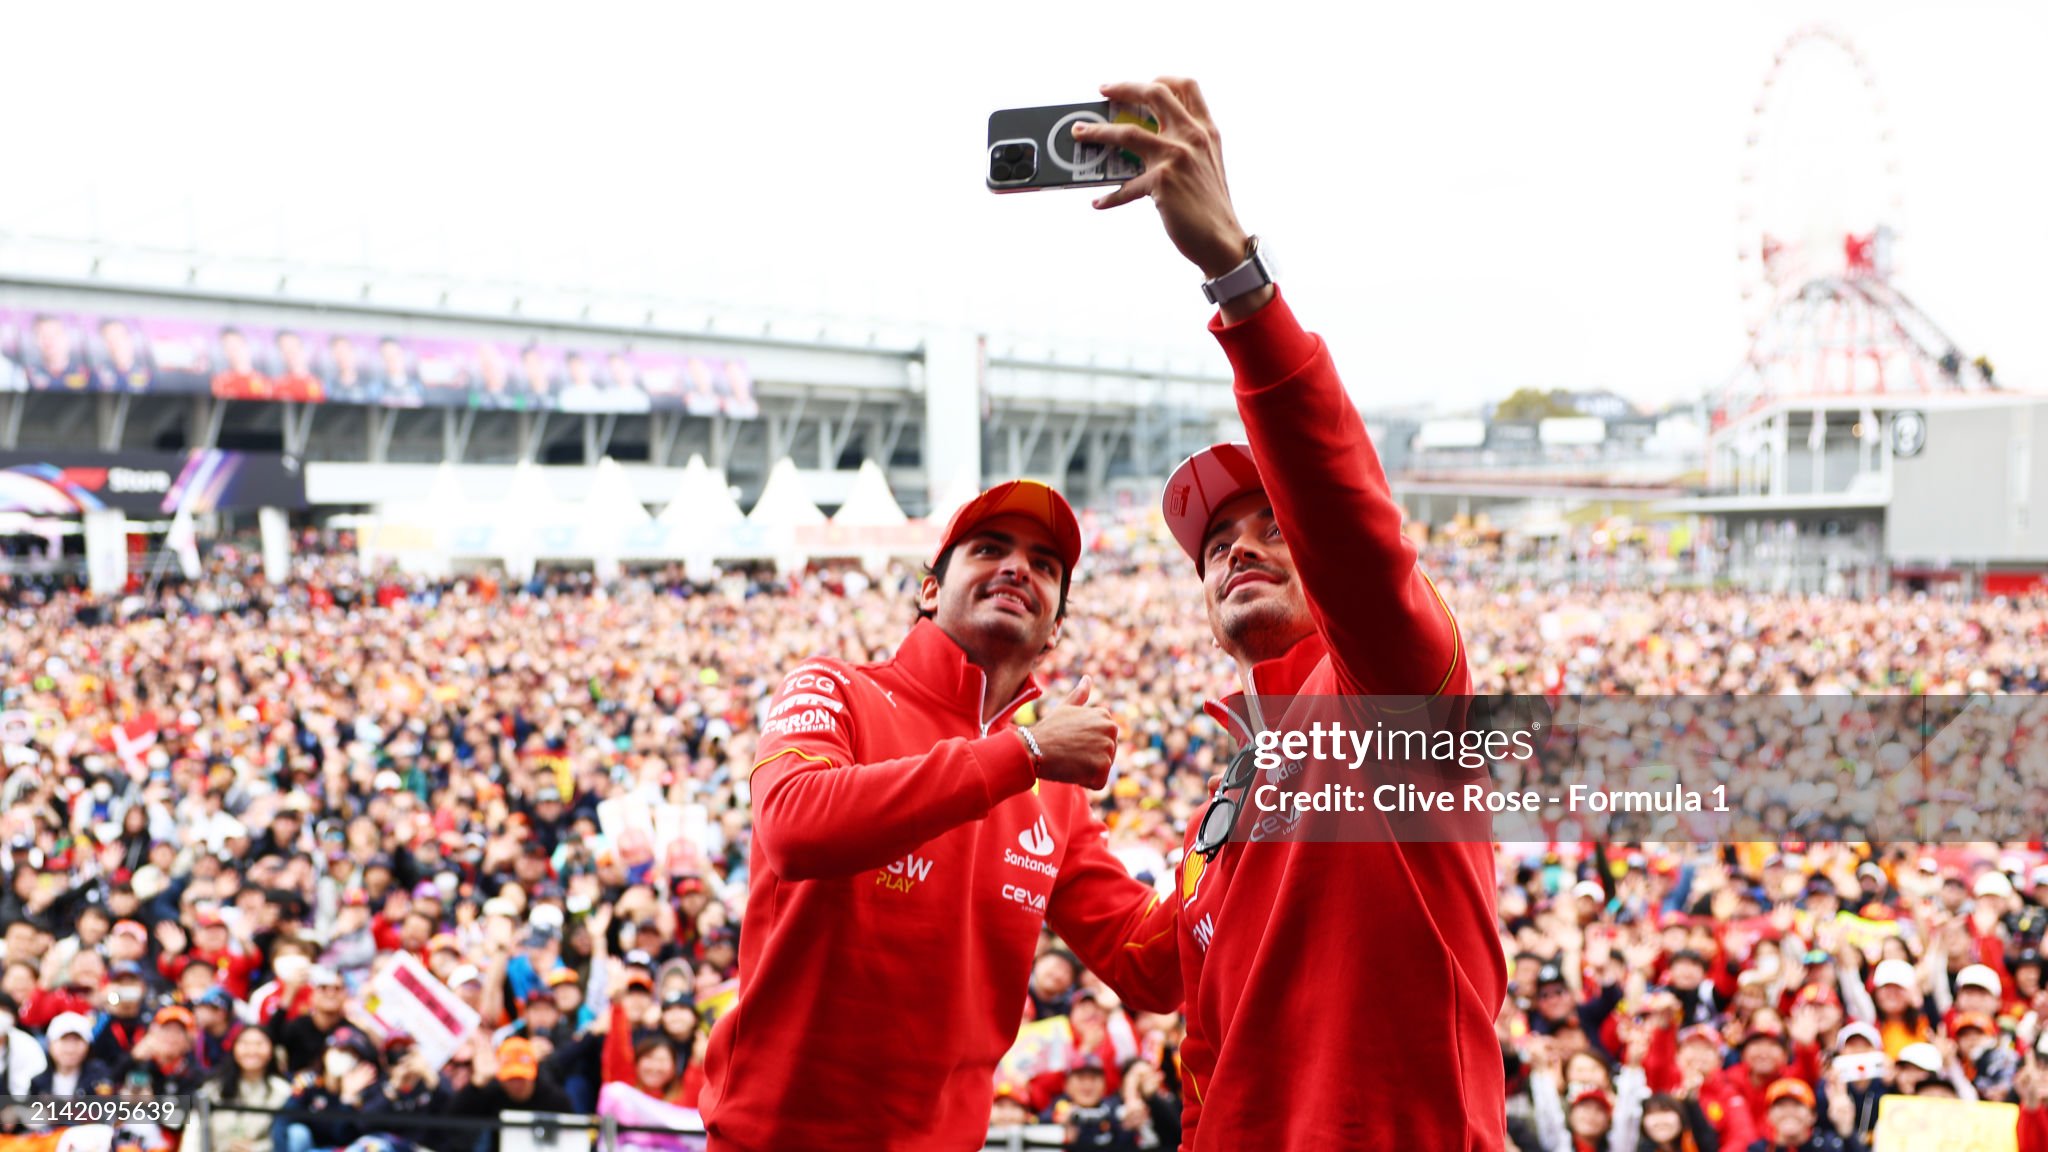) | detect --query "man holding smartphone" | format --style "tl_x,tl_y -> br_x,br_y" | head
698,480 -> 1181,1152
1077,78 -> 1505,1147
